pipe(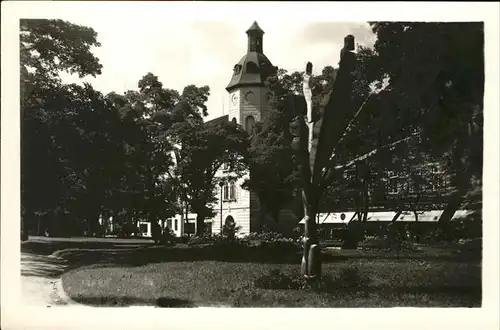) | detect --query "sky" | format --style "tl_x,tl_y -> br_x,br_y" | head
51,4 -> 377,121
